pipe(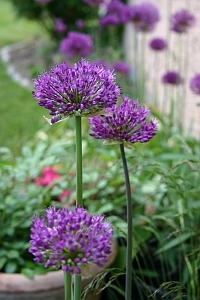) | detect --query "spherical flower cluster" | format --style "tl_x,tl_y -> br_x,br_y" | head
33,59 -> 121,124
100,0 -> 130,26
170,9 -> 196,34
149,38 -> 167,51
162,71 -> 184,85
190,74 -> 200,95
89,97 -> 157,146
75,19 -> 85,30
59,31 -> 93,58
54,18 -> 67,33
29,207 -> 113,274
83,0 -> 105,5
113,61 -> 130,77
129,1 -> 160,32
